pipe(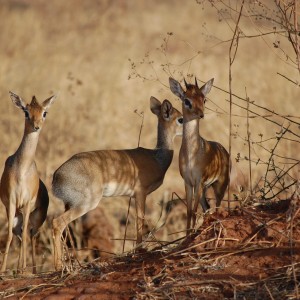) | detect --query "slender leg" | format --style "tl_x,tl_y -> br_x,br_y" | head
212,180 -> 228,210
185,183 -> 193,235
192,184 -> 202,229
21,201 -> 31,272
12,212 -> 23,273
16,237 -> 22,273
135,191 -> 146,246
30,223 -> 40,274
30,180 -> 49,273
31,232 -> 38,274
1,203 -> 15,273
52,205 -> 93,271
199,185 -> 210,213
29,210 -> 45,274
